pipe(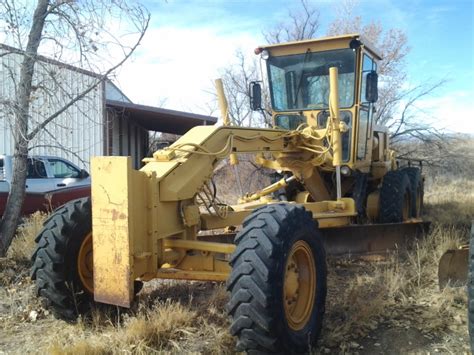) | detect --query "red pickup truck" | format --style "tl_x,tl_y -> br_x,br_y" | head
0,155 -> 91,216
